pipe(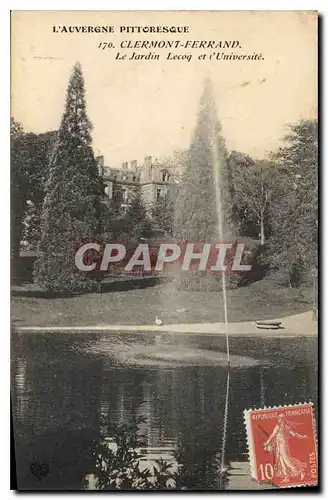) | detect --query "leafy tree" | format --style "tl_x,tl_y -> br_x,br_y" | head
268,120 -> 318,287
91,417 -> 228,491
232,159 -> 279,245
11,118 -> 25,258
227,151 -> 259,237
11,121 -> 57,256
20,131 -> 58,248
148,151 -> 184,237
158,149 -> 188,184
11,117 -> 23,138
274,120 -> 318,173
34,62 -> 105,293
91,417 -> 178,490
